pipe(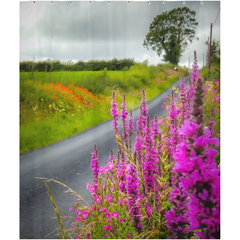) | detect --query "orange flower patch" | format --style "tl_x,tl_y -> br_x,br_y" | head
44,82 -> 110,112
